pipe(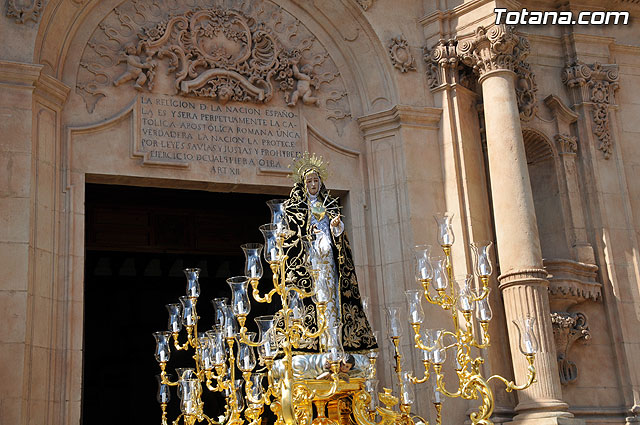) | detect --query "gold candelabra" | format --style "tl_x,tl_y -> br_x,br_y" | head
152,204 -> 538,425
